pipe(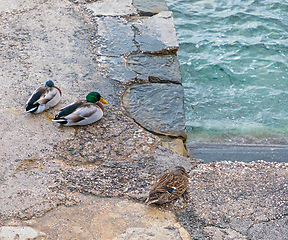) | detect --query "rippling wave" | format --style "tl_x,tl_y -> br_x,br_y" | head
167,0 -> 288,142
